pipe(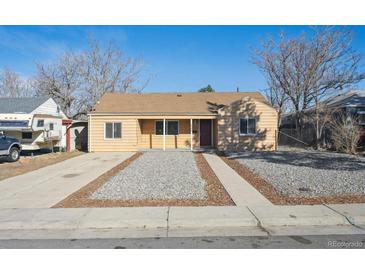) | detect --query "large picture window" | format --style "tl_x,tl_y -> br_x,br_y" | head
155,121 -> 164,135
155,120 -> 179,135
105,122 -> 122,139
239,118 -> 256,135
